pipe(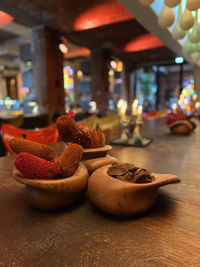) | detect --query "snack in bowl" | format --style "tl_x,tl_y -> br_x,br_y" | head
10,138 -> 56,161
15,152 -> 62,180
88,163 -> 180,216
55,143 -> 83,177
107,162 -> 155,184
12,140 -> 88,210
166,109 -> 196,135
56,114 -> 105,148
56,113 -> 117,174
